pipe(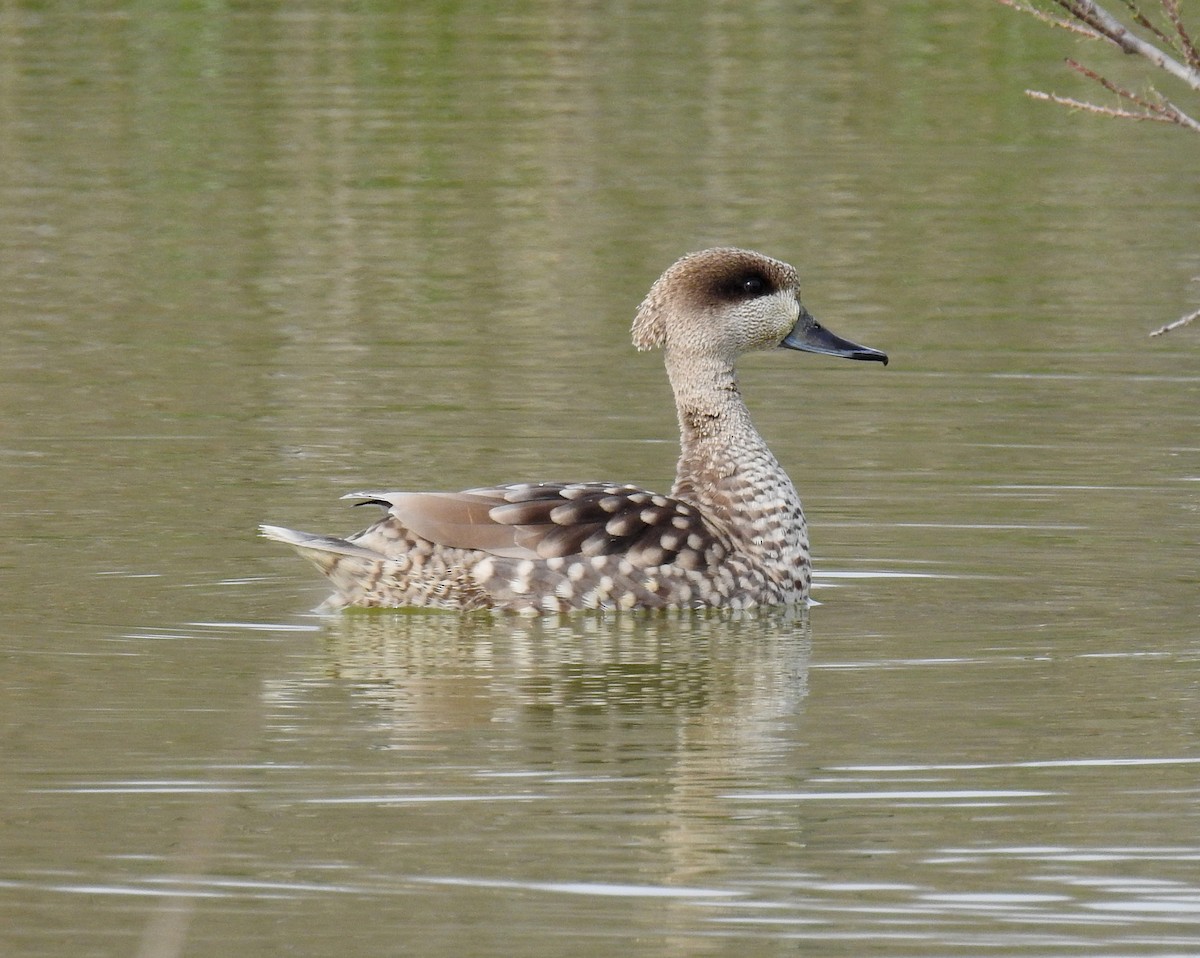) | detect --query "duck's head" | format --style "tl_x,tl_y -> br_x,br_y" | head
632,247 -> 887,366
